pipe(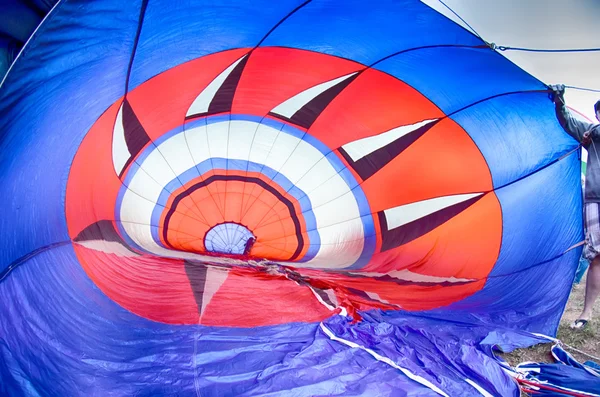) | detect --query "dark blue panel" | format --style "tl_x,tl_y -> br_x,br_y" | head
360,47 -> 575,188
0,0 -> 142,270
451,94 -> 577,188
0,0 -> 41,42
449,154 -> 582,335
261,0 -> 482,66
0,0 -> 586,395
374,46 -> 544,114
0,35 -> 20,79
128,0 -> 302,89
492,152 -> 582,276
29,0 -> 59,14
0,244 -> 518,396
